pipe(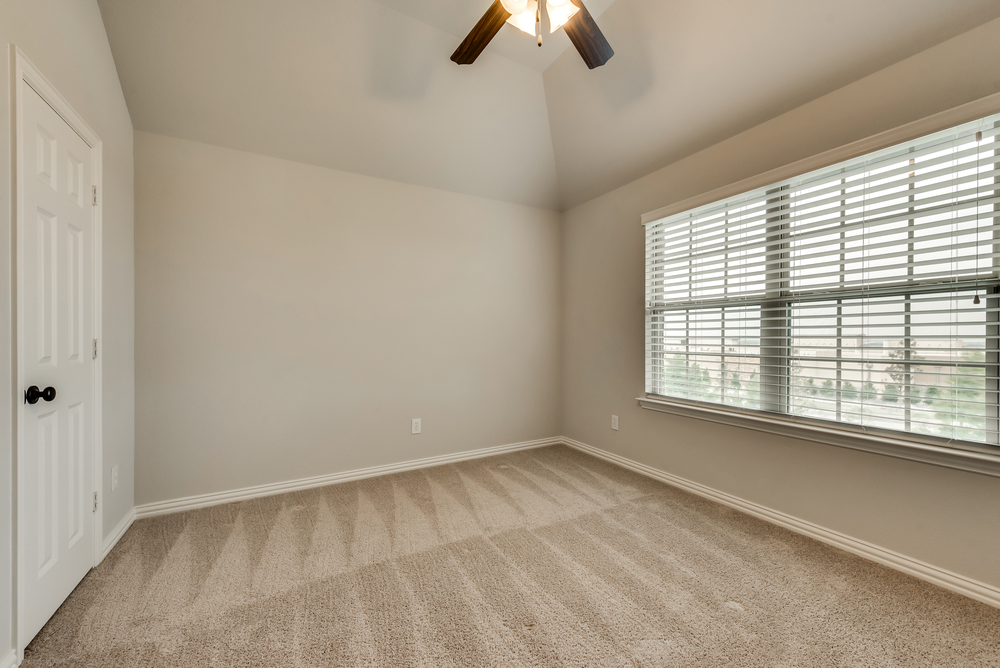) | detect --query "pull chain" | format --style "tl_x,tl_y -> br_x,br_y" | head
537,1 -> 542,45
